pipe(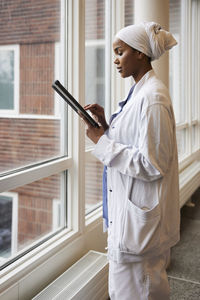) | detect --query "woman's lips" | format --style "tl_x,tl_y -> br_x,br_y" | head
117,67 -> 122,73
